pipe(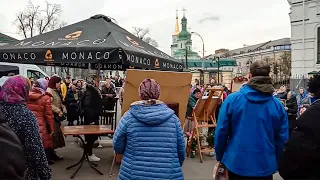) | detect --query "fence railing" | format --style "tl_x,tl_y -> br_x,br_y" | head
274,74 -> 309,91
